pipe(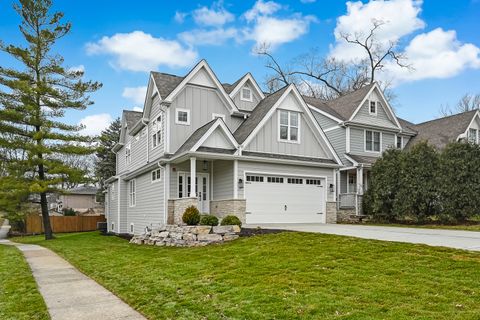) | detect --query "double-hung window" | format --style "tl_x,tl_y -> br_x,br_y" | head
396,136 -> 403,149
468,128 -> 478,144
125,144 -> 131,164
152,115 -> 162,148
129,180 -> 136,207
176,109 -> 190,125
151,168 -> 161,183
369,101 -> 377,115
279,110 -> 300,142
365,130 -> 381,152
